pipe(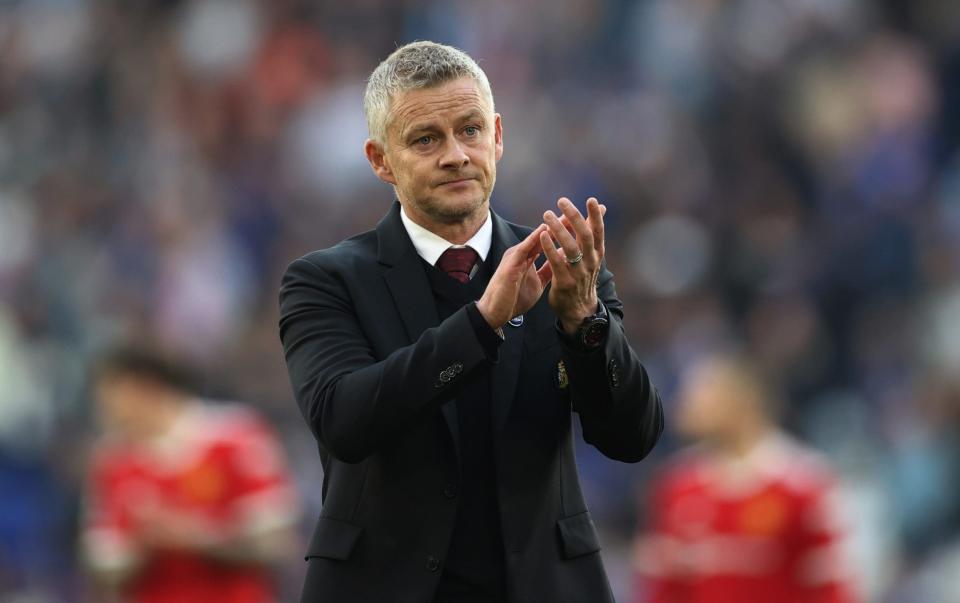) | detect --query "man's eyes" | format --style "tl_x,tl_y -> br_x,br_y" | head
410,126 -> 480,146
